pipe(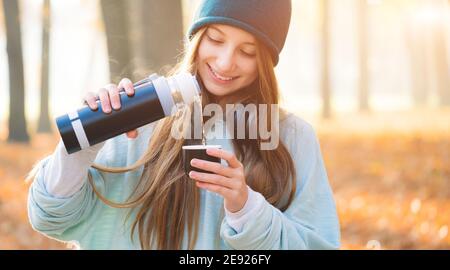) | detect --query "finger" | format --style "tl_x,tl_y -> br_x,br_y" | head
190,158 -> 234,178
195,181 -> 230,198
98,88 -> 112,114
118,78 -> 134,96
206,148 -> 242,169
105,84 -> 121,111
84,92 -> 99,111
126,129 -> 139,139
189,171 -> 236,189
